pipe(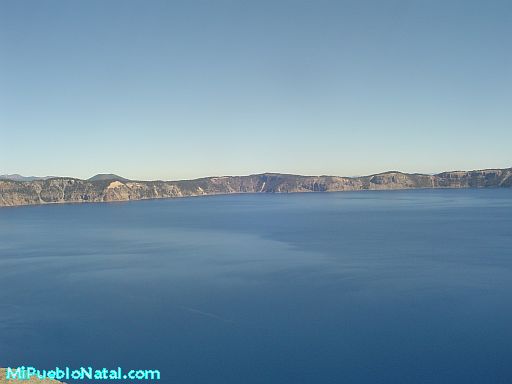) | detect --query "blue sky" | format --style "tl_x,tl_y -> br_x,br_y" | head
1,0 -> 511,180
